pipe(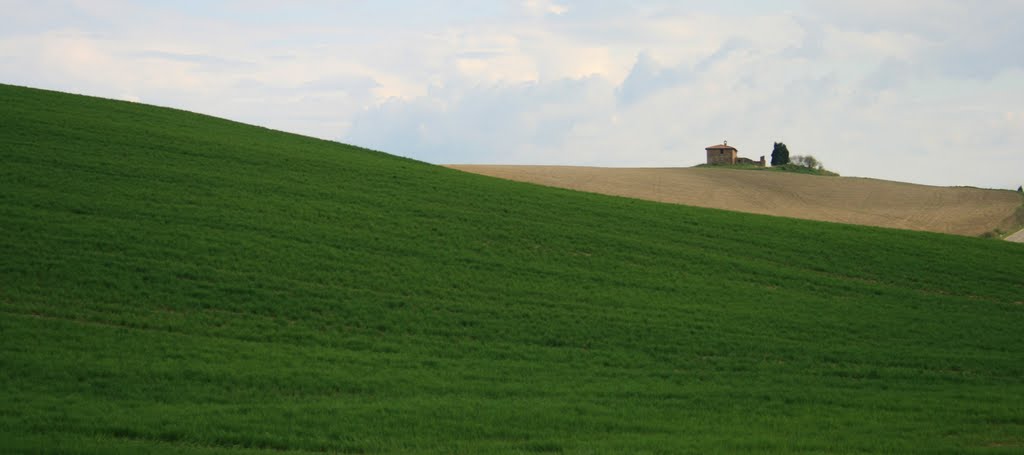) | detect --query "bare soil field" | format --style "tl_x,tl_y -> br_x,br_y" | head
447,165 -> 1024,237
1006,228 -> 1024,243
